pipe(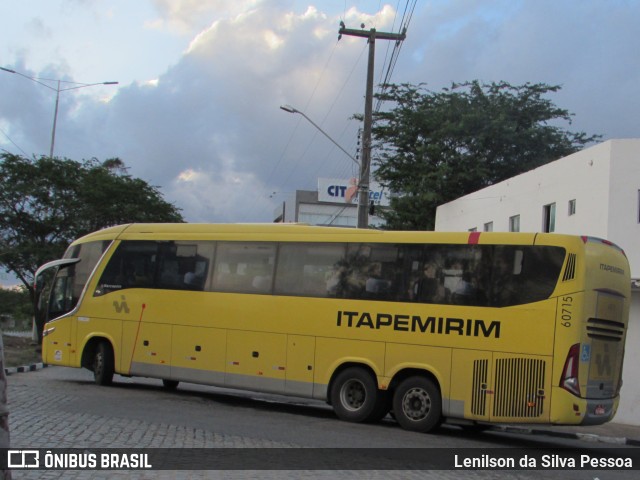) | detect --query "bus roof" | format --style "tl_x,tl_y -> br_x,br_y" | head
70,222 -> 592,248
